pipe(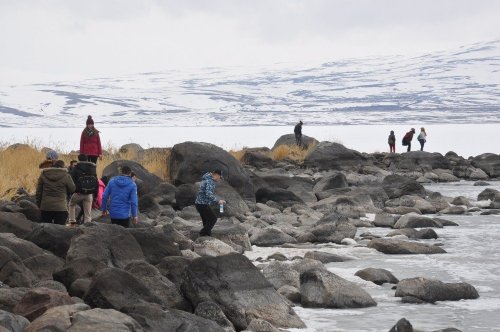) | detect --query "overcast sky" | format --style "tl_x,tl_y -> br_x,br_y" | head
1,0 -> 499,84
